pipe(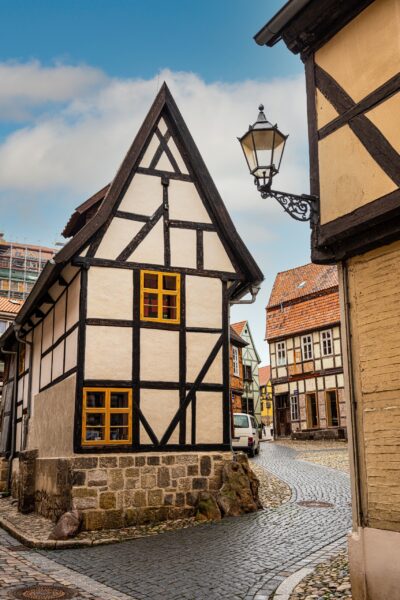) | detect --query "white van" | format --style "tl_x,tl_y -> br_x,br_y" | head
232,413 -> 260,457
